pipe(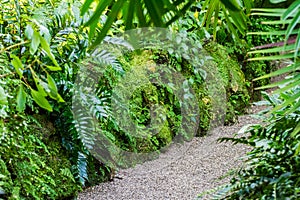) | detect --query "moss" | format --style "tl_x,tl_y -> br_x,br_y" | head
0,116 -> 81,199
156,120 -> 172,146
100,45 -> 250,159
204,42 -> 250,124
